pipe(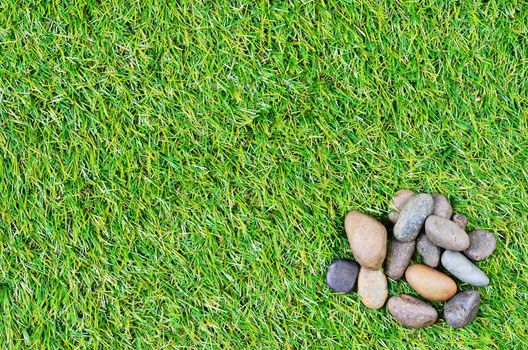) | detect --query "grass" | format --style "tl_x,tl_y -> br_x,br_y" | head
0,0 -> 527,348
